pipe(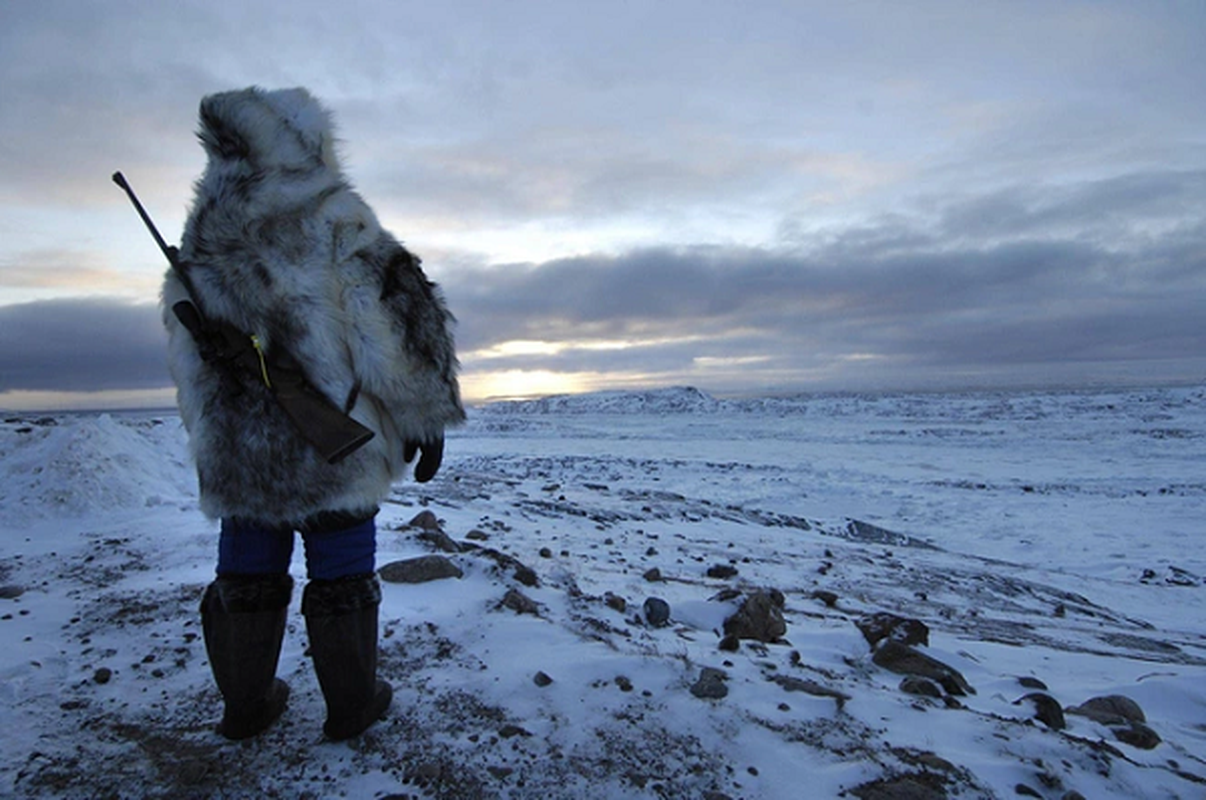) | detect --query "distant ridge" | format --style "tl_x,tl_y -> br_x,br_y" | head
480,386 -> 723,414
